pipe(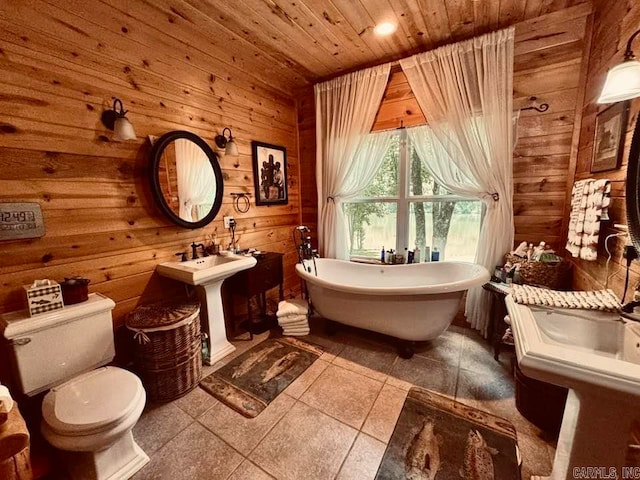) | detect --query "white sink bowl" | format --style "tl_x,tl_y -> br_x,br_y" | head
156,253 -> 256,286
156,253 -> 257,365
506,297 -> 640,479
